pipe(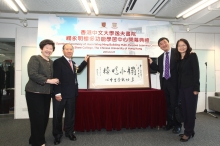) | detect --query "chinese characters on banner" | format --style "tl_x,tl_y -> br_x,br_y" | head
94,60 -> 143,86
38,17 -> 174,57
66,30 -> 149,43
63,30 -> 150,53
